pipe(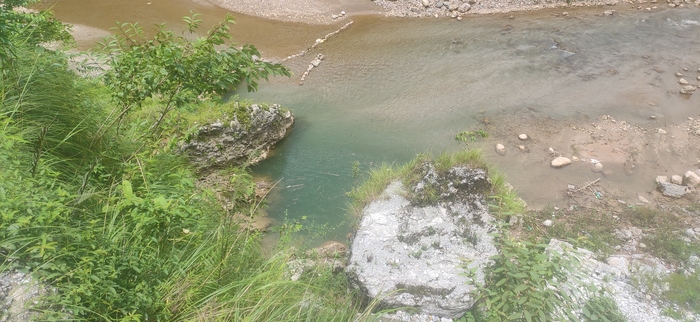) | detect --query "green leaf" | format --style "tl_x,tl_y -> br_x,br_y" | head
496,278 -> 507,287
514,284 -> 529,293
122,180 -> 134,199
